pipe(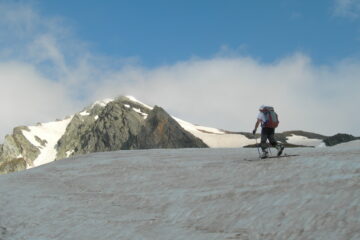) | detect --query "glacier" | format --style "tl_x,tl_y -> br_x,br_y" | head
0,141 -> 359,239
